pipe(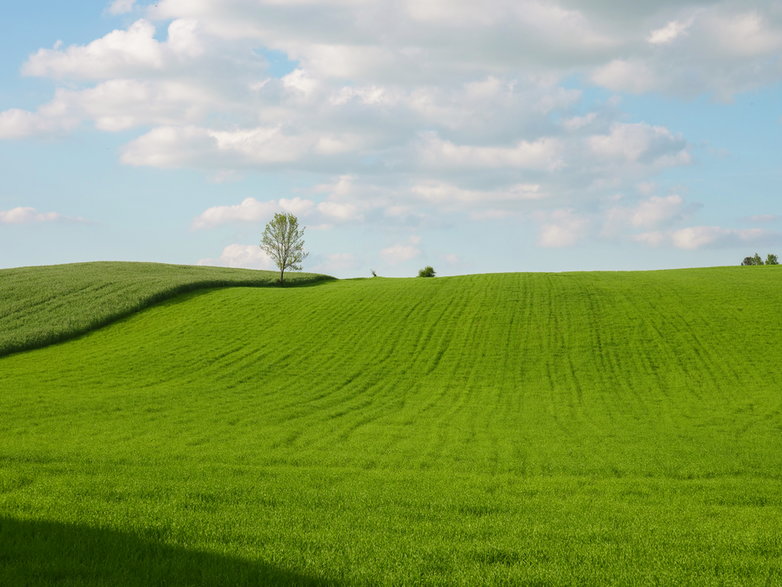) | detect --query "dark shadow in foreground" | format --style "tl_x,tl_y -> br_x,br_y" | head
0,516 -> 335,586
